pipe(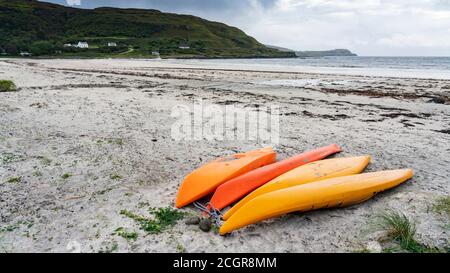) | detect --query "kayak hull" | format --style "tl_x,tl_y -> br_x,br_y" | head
222,155 -> 371,220
208,144 -> 342,212
220,169 -> 413,235
176,147 -> 276,208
